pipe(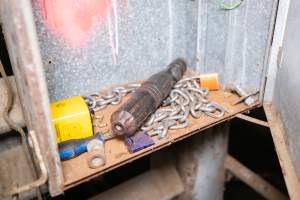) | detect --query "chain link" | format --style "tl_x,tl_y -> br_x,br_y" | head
84,77 -> 228,139
84,83 -> 141,112
141,77 -> 228,139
